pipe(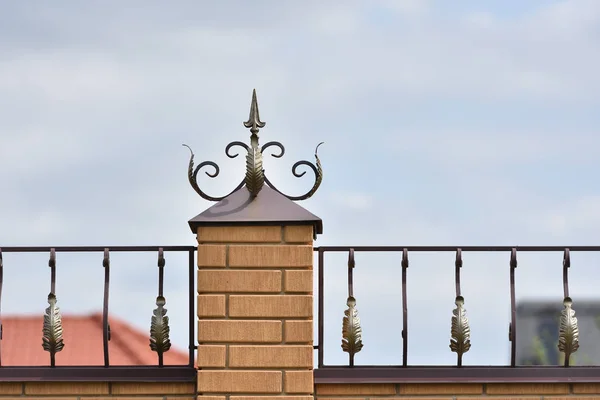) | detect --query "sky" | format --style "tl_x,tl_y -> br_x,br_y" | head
1,0 -> 600,368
